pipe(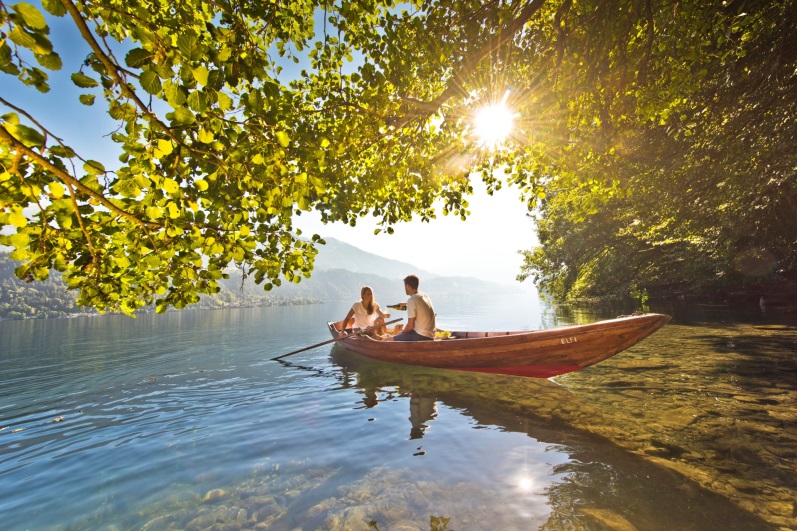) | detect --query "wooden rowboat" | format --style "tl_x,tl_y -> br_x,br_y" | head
327,313 -> 671,378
